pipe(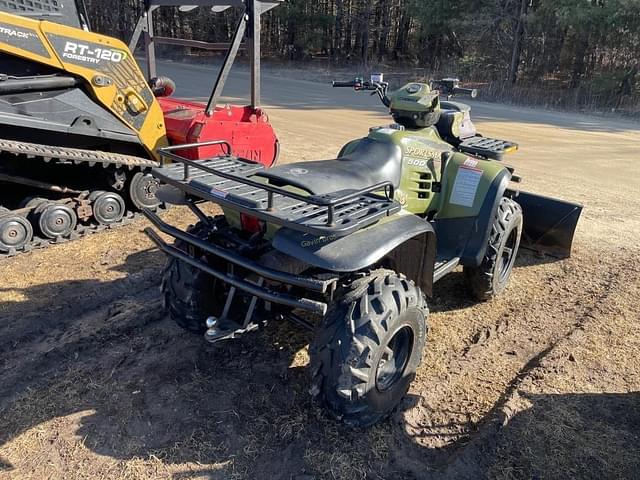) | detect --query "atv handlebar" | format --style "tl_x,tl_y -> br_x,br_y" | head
332,79 -> 380,91
332,78 -> 391,106
432,78 -> 479,99
332,80 -> 359,88
452,87 -> 478,98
